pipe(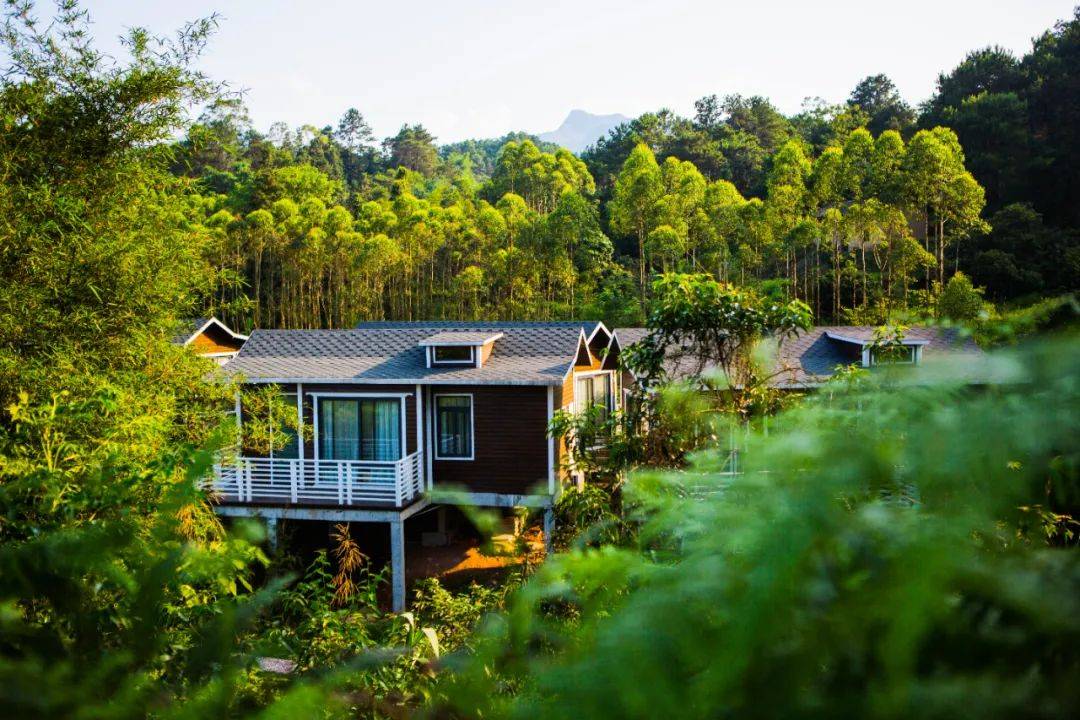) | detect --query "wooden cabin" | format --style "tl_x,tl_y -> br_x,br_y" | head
214,321 -> 619,610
